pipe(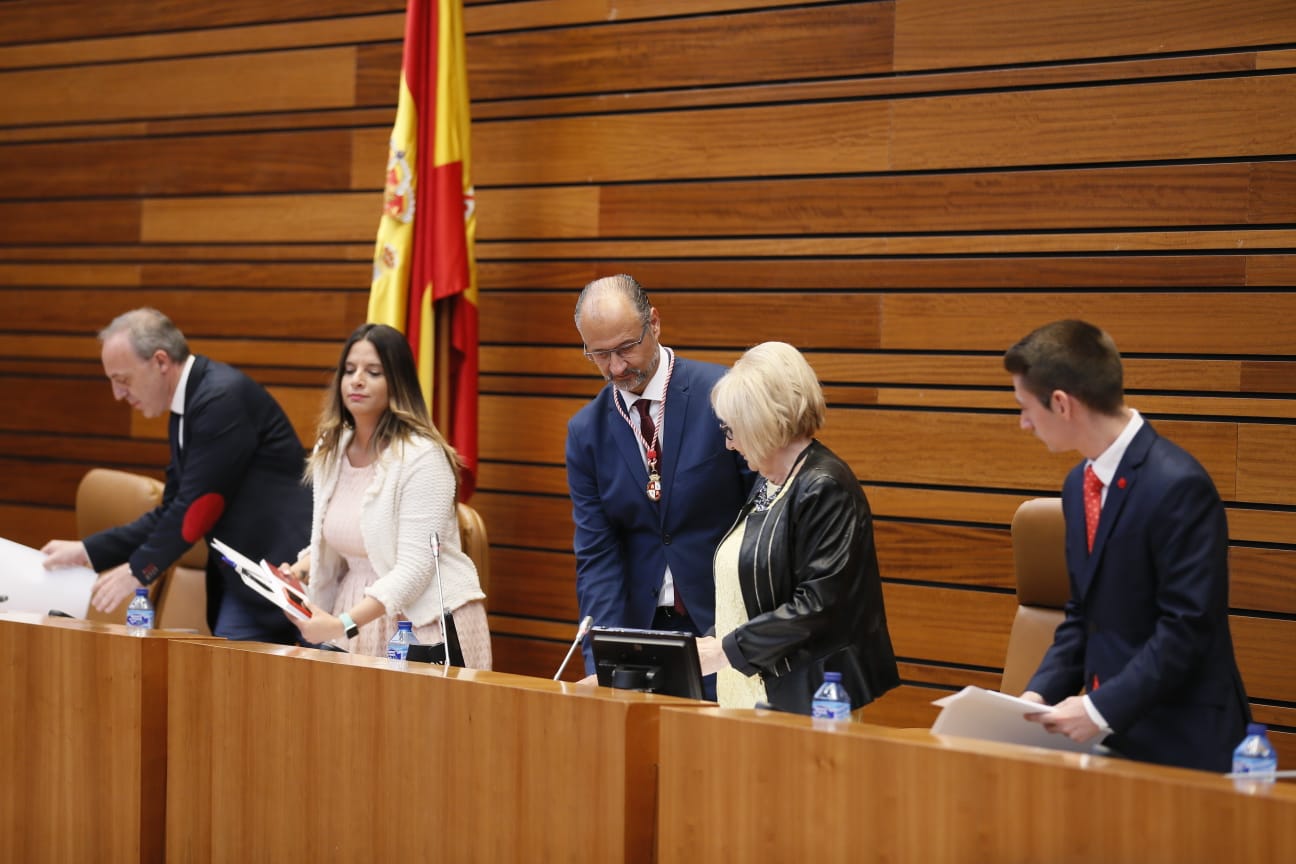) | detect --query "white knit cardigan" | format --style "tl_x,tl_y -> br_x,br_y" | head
305,429 -> 484,625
